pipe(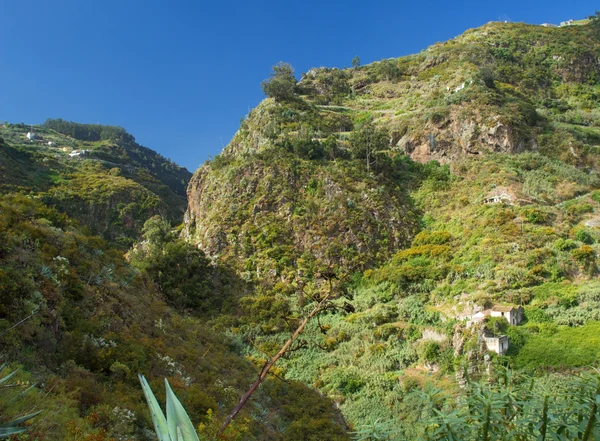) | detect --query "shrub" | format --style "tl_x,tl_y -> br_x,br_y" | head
553,238 -> 577,251
566,202 -> 594,218
524,307 -> 551,323
261,62 -> 297,101
571,245 -> 596,265
574,228 -> 595,244
484,316 -> 508,337
412,230 -> 452,246
522,207 -> 548,224
419,341 -> 441,363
